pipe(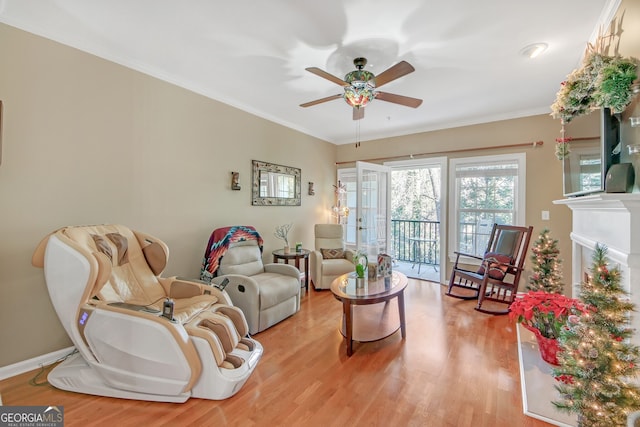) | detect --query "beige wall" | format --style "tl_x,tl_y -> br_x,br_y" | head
0,23 -> 337,367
